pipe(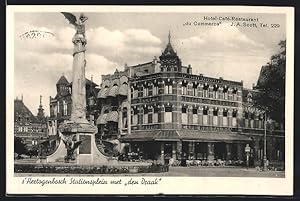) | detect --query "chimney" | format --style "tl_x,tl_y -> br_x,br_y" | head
91,75 -> 93,82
